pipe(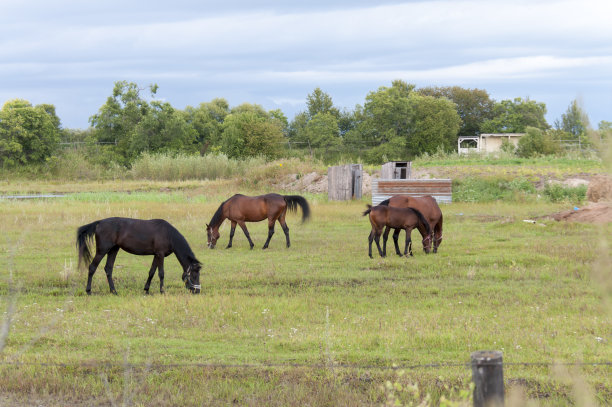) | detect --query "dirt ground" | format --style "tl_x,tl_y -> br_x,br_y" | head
548,202 -> 612,223
550,175 -> 612,223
